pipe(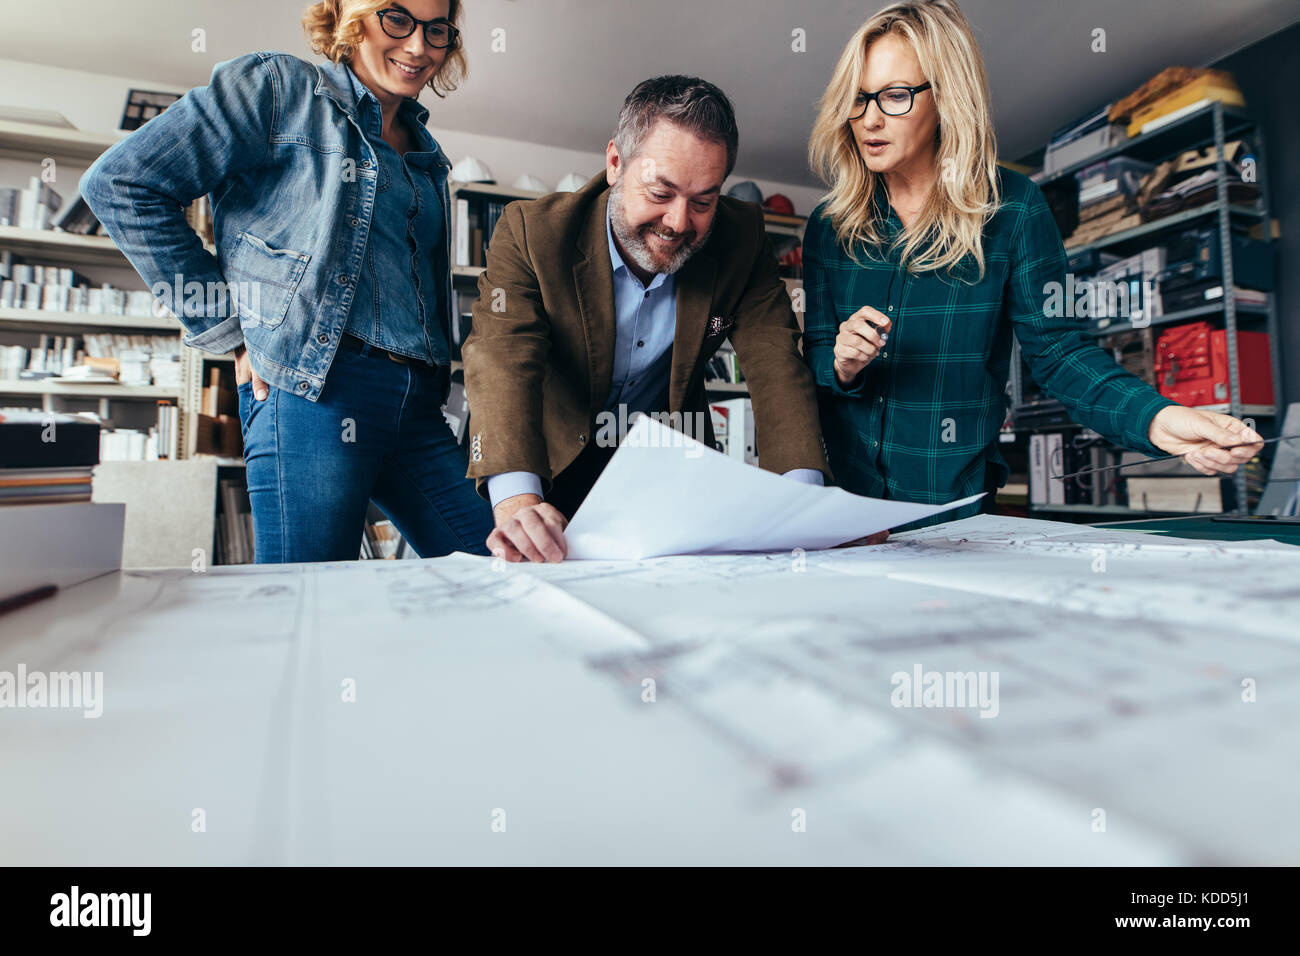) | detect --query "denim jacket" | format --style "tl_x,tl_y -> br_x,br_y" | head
80,51 -> 455,402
